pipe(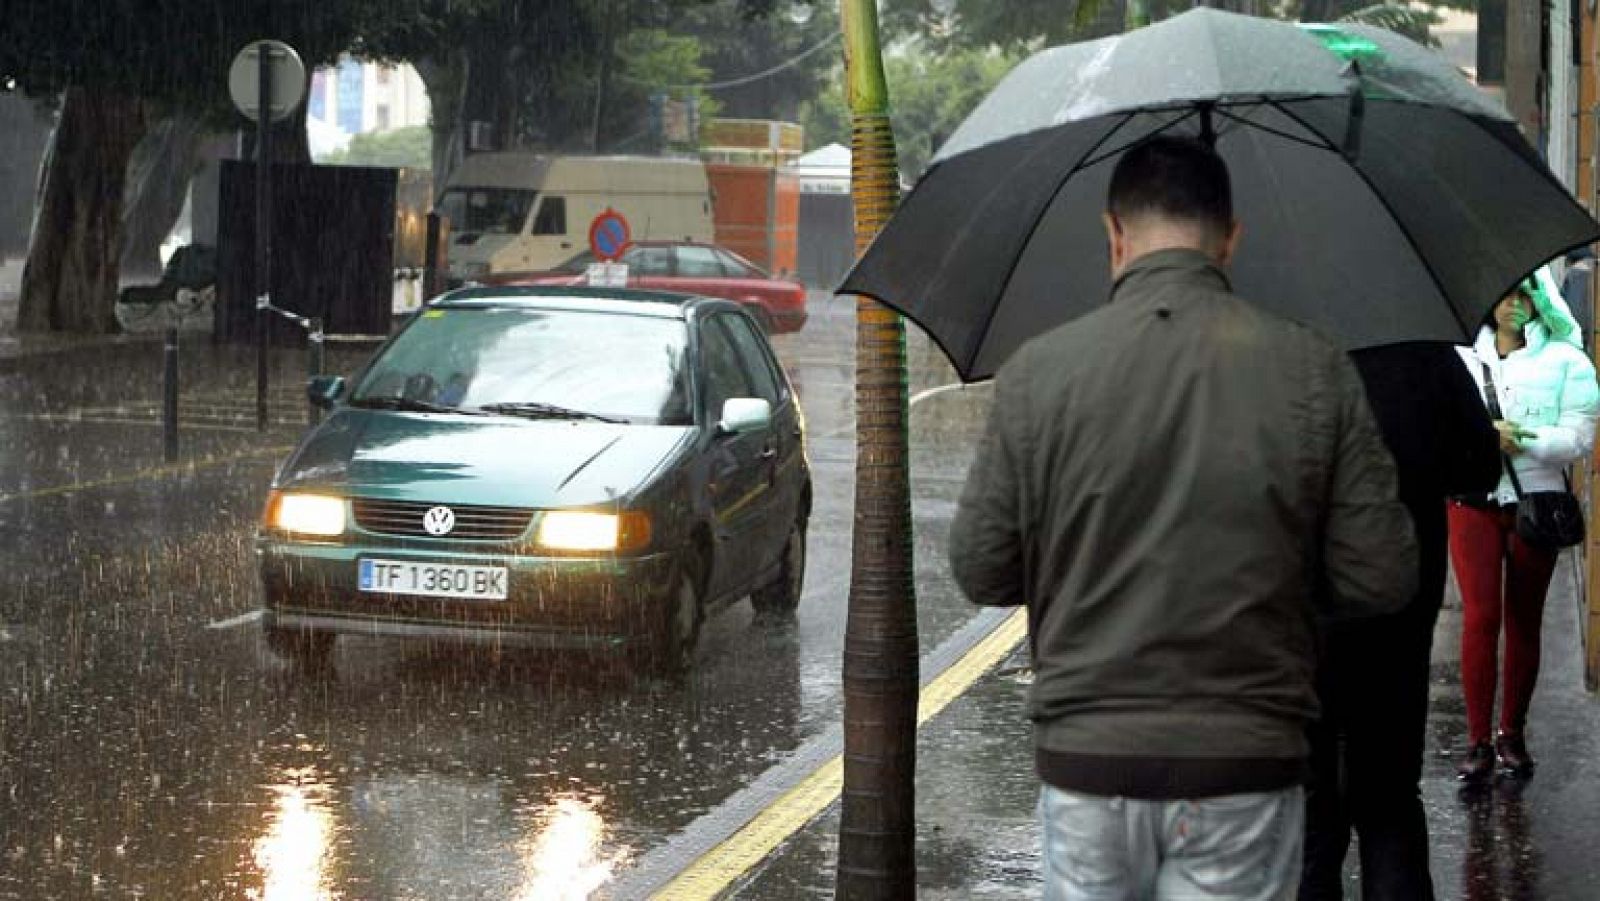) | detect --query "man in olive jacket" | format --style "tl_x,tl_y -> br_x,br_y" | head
949,136 -> 1417,898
